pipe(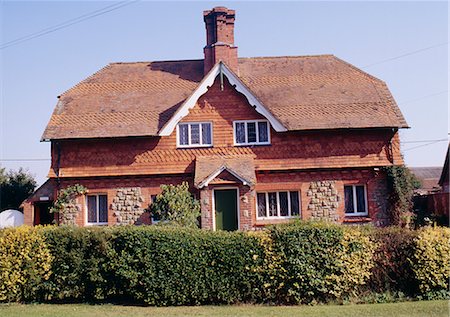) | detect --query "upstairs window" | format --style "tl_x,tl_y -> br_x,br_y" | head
344,185 -> 368,216
234,120 -> 270,145
177,122 -> 212,148
87,194 -> 108,225
257,191 -> 300,219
